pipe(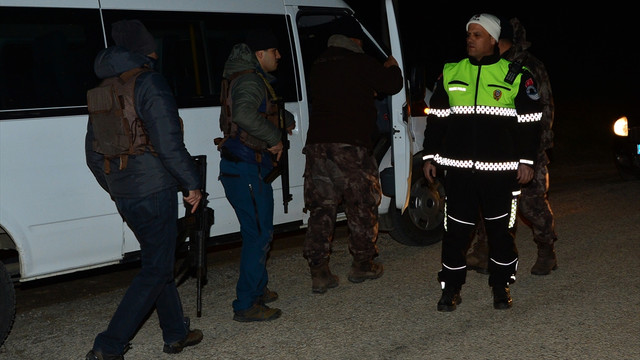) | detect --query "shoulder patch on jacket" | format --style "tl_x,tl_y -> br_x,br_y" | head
524,77 -> 540,101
